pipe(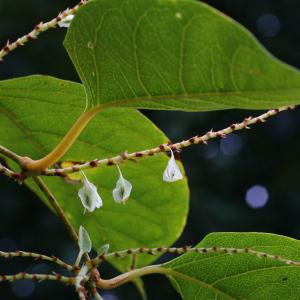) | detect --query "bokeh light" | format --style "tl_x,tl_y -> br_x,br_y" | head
11,280 -> 36,298
245,185 -> 269,209
203,141 -> 219,159
220,134 -> 243,156
256,13 -> 281,37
